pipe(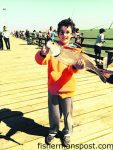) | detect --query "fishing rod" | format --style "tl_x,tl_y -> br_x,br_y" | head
88,22 -> 113,38
103,22 -> 113,37
90,22 -> 113,31
108,22 -> 113,29
90,24 -> 107,31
